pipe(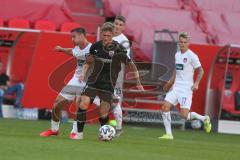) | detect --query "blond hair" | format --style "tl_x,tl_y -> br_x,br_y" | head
179,32 -> 190,40
101,22 -> 114,33
101,22 -> 114,28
